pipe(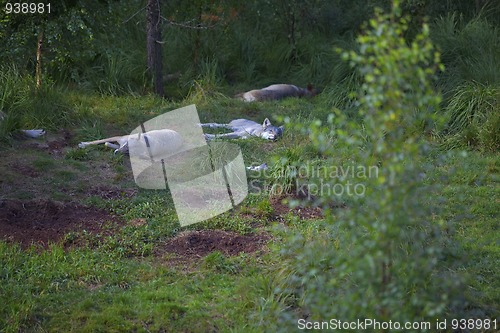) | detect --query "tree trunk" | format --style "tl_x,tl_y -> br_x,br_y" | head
193,4 -> 203,72
146,0 -> 164,97
36,30 -> 43,89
